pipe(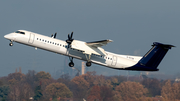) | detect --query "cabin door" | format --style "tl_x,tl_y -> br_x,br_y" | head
111,56 -> 117,66
28,33 -> 35,44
